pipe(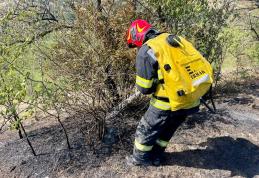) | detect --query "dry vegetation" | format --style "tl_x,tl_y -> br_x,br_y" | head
0,74 -> 258,178
0,0 -> 258,177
